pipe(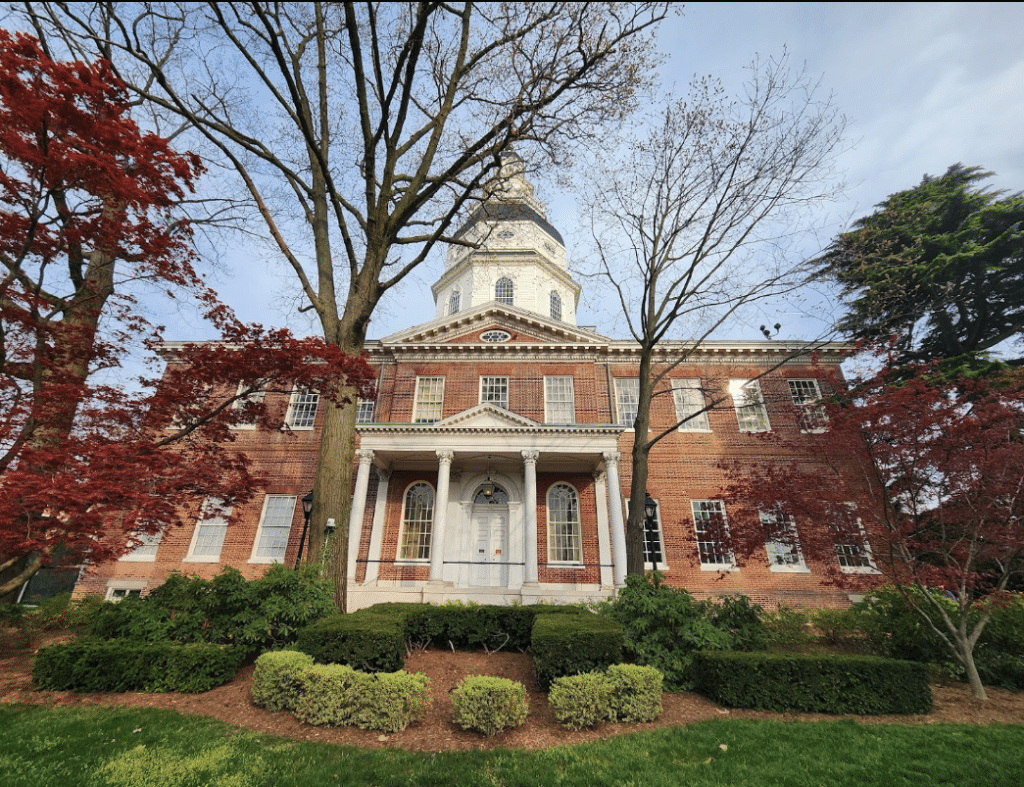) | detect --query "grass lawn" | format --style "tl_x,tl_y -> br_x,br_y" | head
1,704 -> 1021,787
